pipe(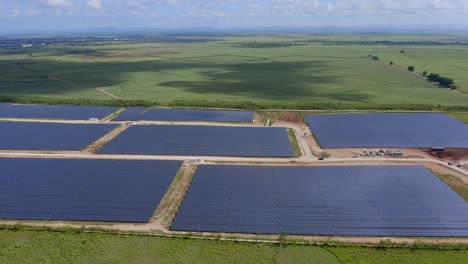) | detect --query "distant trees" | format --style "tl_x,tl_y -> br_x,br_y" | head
408,66 -> 415,72
427,73 -> 456,89
422,71 -> 428,77
371,56 -> 379,60
400,50 -> 405,53
389,61 -> 394,65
